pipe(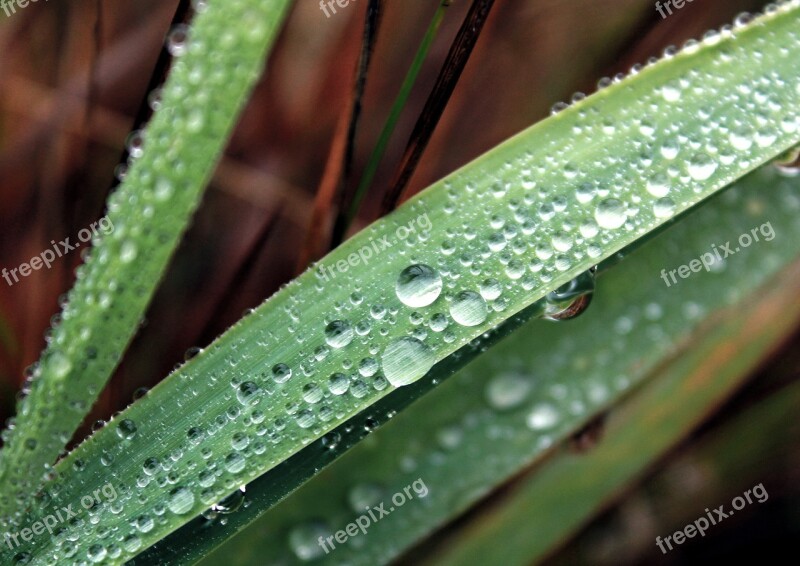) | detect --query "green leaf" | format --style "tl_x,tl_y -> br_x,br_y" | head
0,0 -> 292,525
422,258 -> 800,566
195,166 -> 800,566
548,378 -> 800,565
